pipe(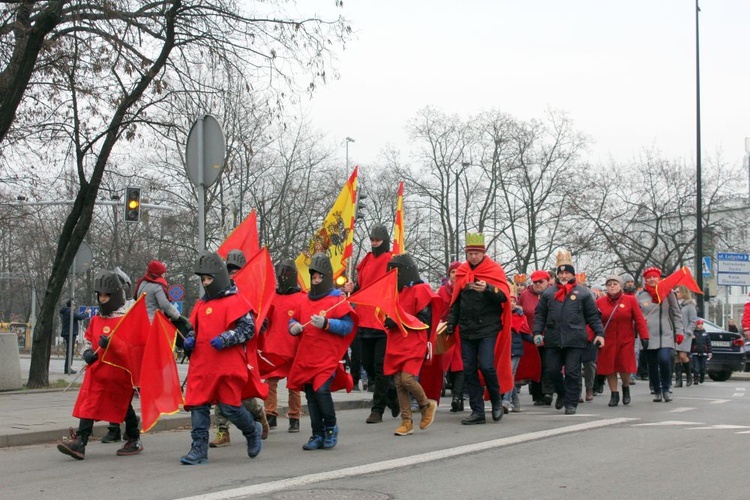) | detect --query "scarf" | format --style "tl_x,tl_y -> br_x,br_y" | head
133,273 -> 168,299
643,283 -> 660,304
554,279 -> 576,302
606,291 -> 623,303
